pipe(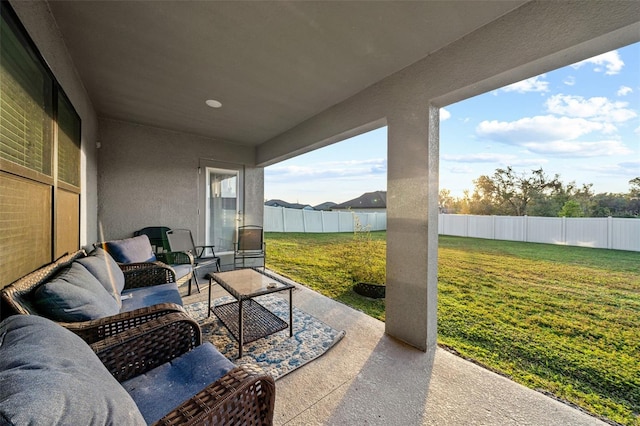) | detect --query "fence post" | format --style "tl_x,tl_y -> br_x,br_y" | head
562,216 -> 566,245
302,209 -> 307,232
607,216 -> 613,249
492,215 -> 496,240
466,214 -> 470,237
281,207 -> 287,233
523,215 -> 528,242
